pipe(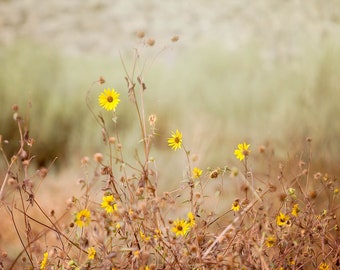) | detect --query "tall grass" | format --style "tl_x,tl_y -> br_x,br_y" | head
1,37 -> 340,174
